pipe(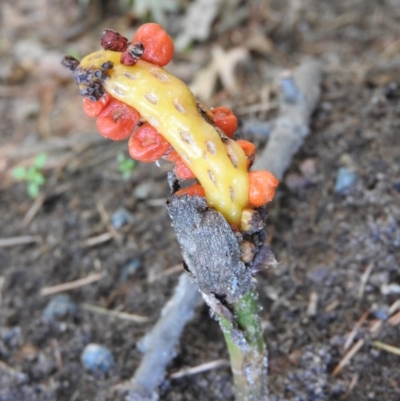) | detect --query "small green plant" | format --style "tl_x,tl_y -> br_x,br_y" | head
117,152 -> 136,180
12,153 -> 47,198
